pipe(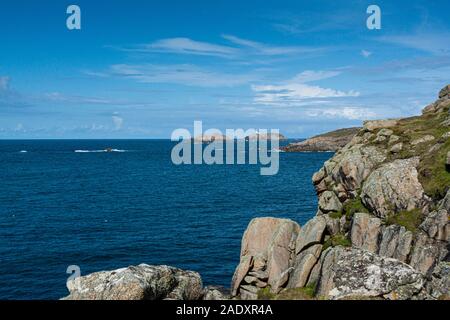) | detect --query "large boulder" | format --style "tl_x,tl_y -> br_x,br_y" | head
287,244 -> 322,288
350,213 -> 382,253
316,247 -> 424,300
63,264 -> 203,300
231,217 -> 300,297
361,157 -> 425,218
378,225 -> 413,263
419,210 -> 449,242
409,232 -> 448,277
439,85 -> 450,99
295,216 -> 327,254
318,191 -> 342,213
363,119 -> 399,132
326,145 -> 386,194
425,262 -> 450,299
203,286 -> 230,300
